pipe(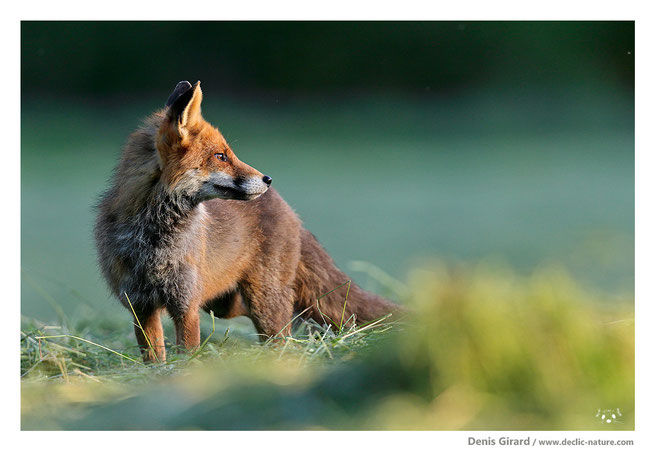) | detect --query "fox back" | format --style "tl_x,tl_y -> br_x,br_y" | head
95,81 -> 400,362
